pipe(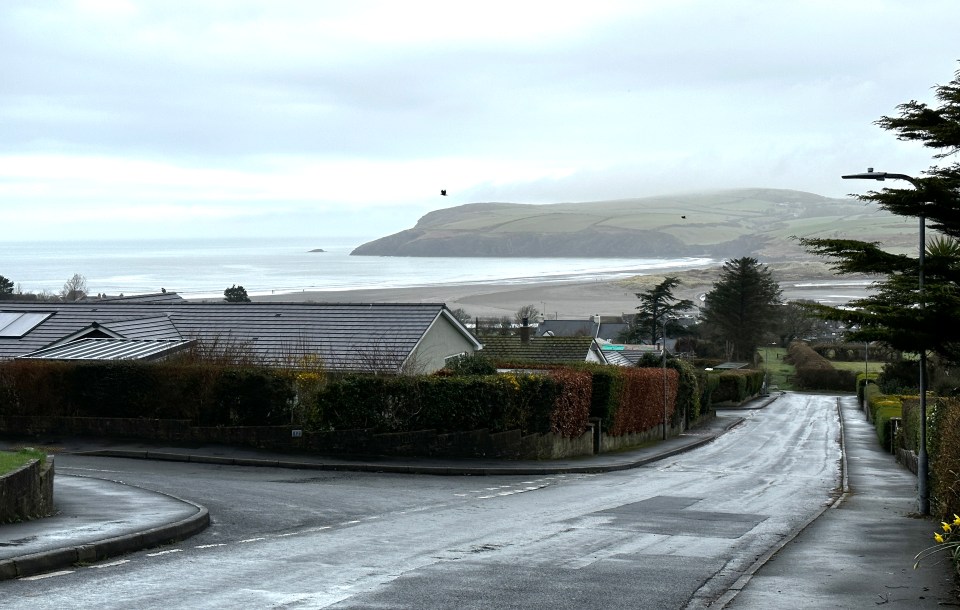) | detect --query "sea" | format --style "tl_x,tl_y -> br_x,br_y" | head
1,236 -> 715,300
